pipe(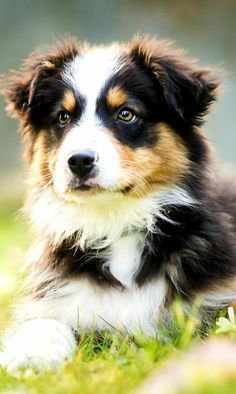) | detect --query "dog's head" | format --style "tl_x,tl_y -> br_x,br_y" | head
2,36 -> 218,202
